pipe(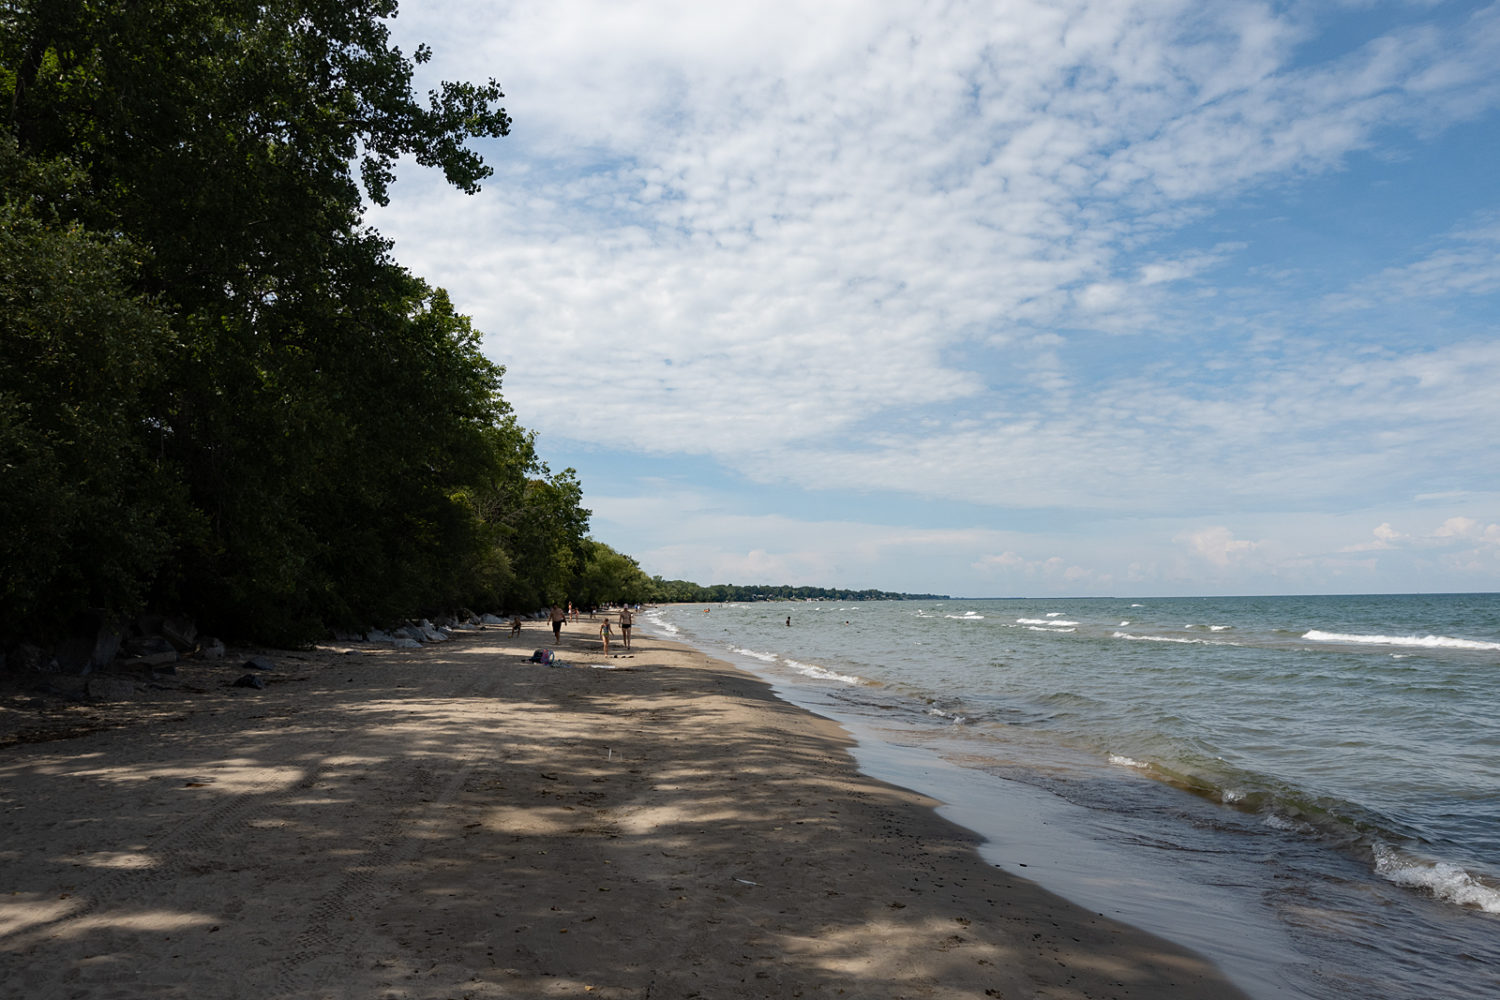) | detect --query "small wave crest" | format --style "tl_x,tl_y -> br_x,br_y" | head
1304,630 -> 1500,651
783,658 -> 861,685
644,611 -> 680,635
1108,753 -> 1148,769
946,612 -> 985,620
1373,844 -> 1500,913
1112,631 -> 1240,646
1017,618 -> 1080,626
728,646 -> 778,663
